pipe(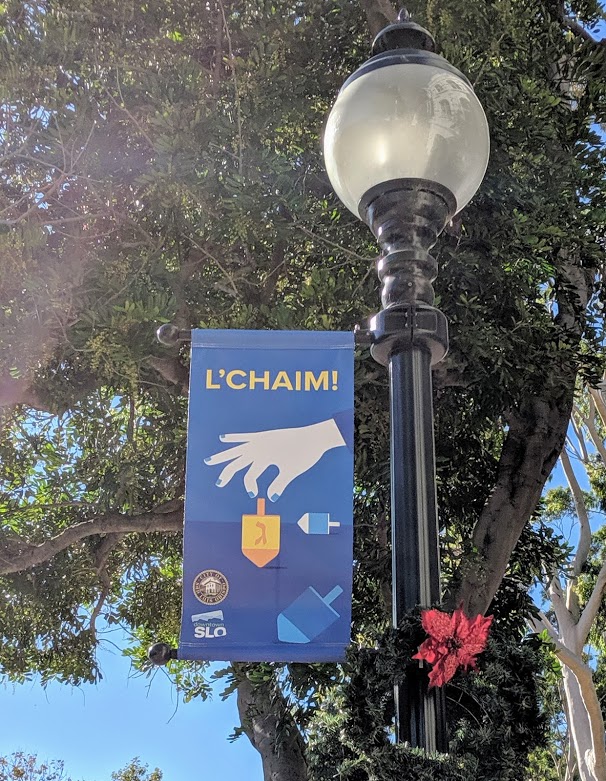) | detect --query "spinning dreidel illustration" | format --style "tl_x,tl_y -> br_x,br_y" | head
277,585 -> 343,643
242,498 -> 280,567
297,512 -> 340,535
